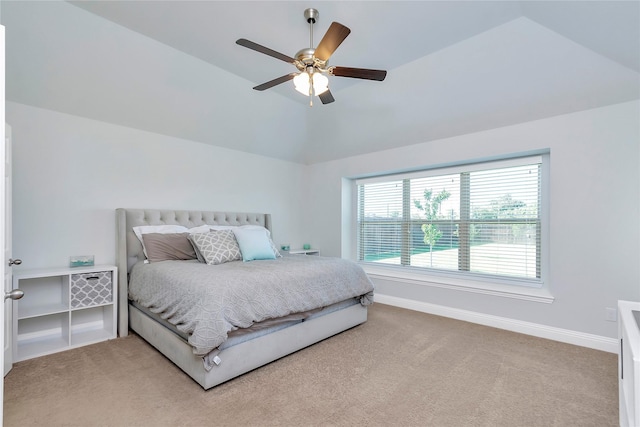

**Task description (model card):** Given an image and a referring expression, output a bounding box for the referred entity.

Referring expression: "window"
[357,156,544,286]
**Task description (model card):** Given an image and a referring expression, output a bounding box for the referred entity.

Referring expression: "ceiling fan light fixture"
[293,72,310,95]
[313,73,329,95]
[293,71,329,96]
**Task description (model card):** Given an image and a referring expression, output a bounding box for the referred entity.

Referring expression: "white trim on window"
[364,263,554,303]
[356,155,543,185]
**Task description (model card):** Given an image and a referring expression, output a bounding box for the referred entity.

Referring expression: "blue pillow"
[232,228,277,261]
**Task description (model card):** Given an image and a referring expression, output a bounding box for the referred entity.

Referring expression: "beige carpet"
[4,304,618,427]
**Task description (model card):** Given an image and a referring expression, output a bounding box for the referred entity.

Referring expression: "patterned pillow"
[188,230,242,265]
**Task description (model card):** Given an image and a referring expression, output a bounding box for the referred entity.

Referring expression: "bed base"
[129,302,367,390]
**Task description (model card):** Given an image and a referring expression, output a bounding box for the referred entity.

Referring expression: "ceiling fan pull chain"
[309,72,314,107]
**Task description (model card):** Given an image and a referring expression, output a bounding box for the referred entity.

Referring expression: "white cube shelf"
[13,265,117,361]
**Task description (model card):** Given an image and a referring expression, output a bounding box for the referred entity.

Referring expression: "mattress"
[128,256,374,356]
[131,298,360,351]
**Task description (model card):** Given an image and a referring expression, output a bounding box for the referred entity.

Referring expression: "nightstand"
[12,265,118,361]
[288,249,320,256]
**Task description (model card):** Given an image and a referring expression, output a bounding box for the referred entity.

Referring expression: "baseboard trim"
[374,294,618,354]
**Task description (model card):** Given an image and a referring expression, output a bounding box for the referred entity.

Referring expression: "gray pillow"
[141,233,198,262]
[189,230,242,265]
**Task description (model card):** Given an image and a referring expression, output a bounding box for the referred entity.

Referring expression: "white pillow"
[188,224,212,234]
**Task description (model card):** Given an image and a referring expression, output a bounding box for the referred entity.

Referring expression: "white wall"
[7,98,639,343]
[306,100,640,340]
[7,101,308,269]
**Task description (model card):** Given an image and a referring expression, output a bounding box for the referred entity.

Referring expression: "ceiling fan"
[236,8,387,106]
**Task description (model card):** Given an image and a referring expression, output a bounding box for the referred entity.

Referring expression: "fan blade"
[314,22,351,62]
[236,38,296,64]
[331,66,387,81]
[253,73,297,91]
[319,90,335,104]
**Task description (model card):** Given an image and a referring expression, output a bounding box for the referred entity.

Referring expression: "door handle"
[4,289,24,300]
[8,258,21,266]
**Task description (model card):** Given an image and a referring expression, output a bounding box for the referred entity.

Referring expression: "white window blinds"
[357,156,543,283]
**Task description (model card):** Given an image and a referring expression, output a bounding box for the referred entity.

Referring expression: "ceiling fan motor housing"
[295,48,317,68]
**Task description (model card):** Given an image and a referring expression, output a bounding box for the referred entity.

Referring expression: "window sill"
[362,264,554,304]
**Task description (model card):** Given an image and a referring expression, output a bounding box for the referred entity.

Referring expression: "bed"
[116,208,374,390]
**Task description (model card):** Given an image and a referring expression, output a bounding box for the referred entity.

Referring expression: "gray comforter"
[128,255,375,356]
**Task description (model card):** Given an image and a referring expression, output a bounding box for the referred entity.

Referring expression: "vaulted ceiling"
[3,1,639,164]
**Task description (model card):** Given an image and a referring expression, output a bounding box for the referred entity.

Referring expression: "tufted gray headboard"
[115,208,272,337]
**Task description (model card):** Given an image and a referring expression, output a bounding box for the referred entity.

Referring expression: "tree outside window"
[414,189,451,267]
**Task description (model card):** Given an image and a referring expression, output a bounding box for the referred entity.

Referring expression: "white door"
[3,124,13,377]
[1,23,6,424]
